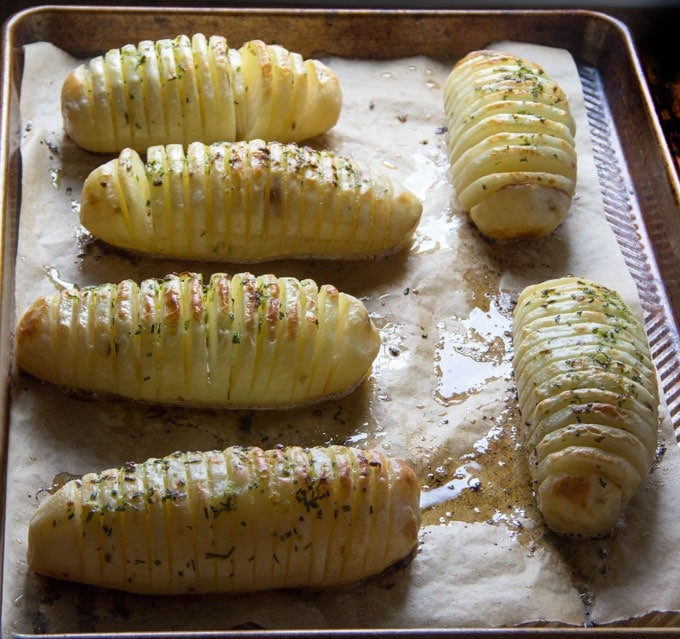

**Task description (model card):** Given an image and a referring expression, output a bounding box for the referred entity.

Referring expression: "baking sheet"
[3,8,680,636]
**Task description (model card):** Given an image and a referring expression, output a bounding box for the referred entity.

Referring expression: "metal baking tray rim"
[3,5,680,637]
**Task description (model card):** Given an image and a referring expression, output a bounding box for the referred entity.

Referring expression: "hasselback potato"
[443,50,577,239]
[79,140,423,262]
[15,272,380,408]
[512,277,659,536]
[28,445,421,594]
[61,34,342,153]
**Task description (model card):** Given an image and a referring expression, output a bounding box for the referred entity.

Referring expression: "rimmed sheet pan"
[2,6,680,637]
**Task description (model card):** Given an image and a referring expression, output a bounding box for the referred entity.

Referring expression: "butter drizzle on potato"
[15,272,381,408]
[512,277,660,537]
[61,34,342,153]
[79,140,423,262]
[28,445,421,594]
[444,50,577,239]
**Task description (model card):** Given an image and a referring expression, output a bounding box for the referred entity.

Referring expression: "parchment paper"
[3,38,680,635]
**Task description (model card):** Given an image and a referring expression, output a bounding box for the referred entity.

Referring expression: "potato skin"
[444,50,577,239]
[79,140,423,262]
[15,272,380,408]
[512,277,659,536]
[61,34,342,153]
[27,445,421,594]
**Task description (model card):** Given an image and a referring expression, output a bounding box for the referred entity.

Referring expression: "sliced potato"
[79,140,422,262]
[15,272,381,408]
[512,276,659,536]
[28,445,421,594]
[61,34,341,152]
[444,50,577,239]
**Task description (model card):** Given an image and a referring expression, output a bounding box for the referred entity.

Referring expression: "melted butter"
[49,167,62,190]
[419,402,543,546]
[420,459,483,508]
[45,266,76,292]
[406,148,457,256]
[462,261,509,311]
[403,151,444,199]
[404,153,442,199]
[345,430,369,445]
[434,299,512,406]
[373,320,411,373]
[48,471,81,494]
[423,286,545,546]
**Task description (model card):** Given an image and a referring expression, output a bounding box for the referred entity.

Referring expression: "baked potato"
[79,140,423,261]
[15,272,380,408]
[444,50,577,239]
[512,276,659,536]
[61,34,341,152]
[28,445,421,594]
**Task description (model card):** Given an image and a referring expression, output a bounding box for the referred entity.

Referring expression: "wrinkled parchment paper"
[3,39,680,635]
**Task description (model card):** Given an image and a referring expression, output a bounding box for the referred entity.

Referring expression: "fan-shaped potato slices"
[28,445,421,594]
[444,50,577,239]
[512,277,659,536]
[79,140,423,262]
[61,34,342,152]
[15,272,380,408]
